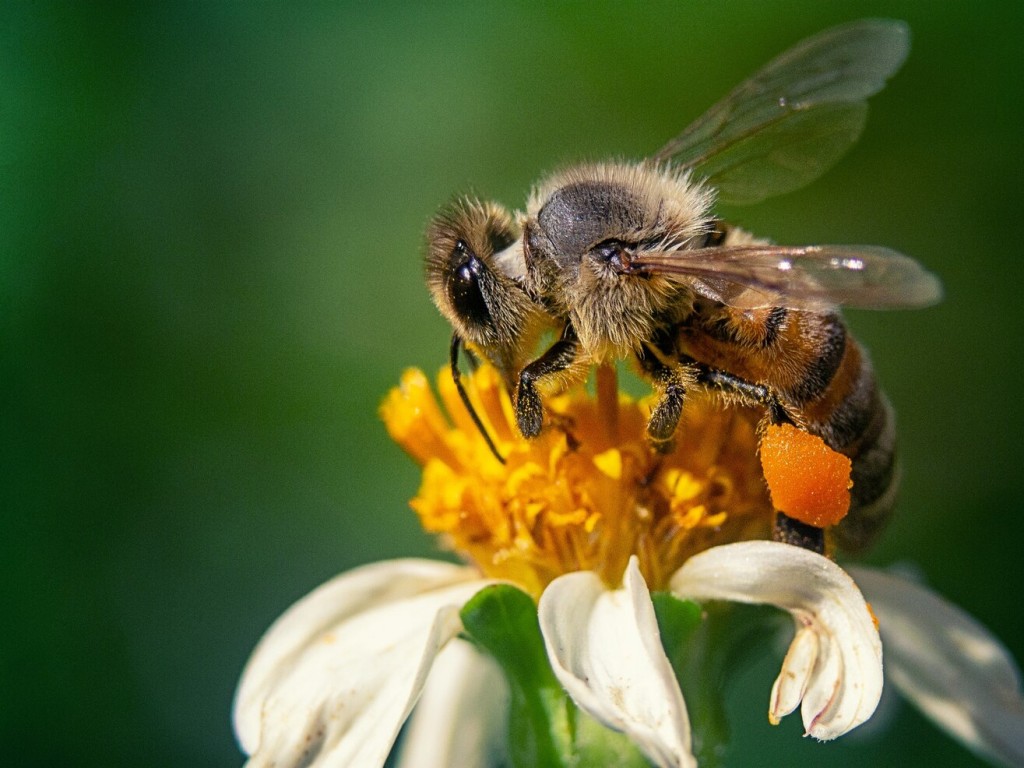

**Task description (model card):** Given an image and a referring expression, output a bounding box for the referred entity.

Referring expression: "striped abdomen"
[679,304,898,552]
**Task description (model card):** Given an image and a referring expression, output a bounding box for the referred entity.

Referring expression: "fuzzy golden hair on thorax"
[521,161,715,359]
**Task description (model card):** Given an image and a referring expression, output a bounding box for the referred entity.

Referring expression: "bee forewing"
[631,244,942,311]
[652,19,910,205]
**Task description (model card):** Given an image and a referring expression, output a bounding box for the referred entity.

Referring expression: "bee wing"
[651,19,909,205]
[630,244,942,311]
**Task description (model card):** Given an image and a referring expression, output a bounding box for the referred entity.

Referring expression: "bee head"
[425,198,542,375]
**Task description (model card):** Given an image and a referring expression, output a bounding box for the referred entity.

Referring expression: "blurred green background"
[3,2,1021,766]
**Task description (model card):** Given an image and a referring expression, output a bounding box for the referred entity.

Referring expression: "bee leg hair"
[695,366,792,425]
[772,513,826,554]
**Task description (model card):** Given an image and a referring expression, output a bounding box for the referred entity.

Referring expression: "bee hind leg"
[772,513,825,554]
[695,365,791,425]
[695,364,825,554]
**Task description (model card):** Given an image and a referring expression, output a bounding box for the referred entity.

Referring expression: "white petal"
[234,558,491,768]
[850,566,1024,767]
[670,541,882,740]
[396,640,509,768]
[538,557,696,768]
[769,625,817,723]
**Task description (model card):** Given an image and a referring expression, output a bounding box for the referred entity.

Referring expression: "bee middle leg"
[636,343,694,452]
[516,326,580,438]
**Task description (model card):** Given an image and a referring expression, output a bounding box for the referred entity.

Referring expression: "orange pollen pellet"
[759,423,852,528]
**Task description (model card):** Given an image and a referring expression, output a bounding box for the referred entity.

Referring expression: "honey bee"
[424,19,941,553]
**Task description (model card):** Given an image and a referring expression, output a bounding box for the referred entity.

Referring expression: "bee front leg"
[515,326,580,438]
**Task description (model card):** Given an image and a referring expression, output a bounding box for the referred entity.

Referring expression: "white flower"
[669,541,883,740]
[395,639,509,768]
[850,566,1024,767]
[238,541,1013,768]
[233,559,496,768]
[237,367,1024,766]
[538,555,696,767]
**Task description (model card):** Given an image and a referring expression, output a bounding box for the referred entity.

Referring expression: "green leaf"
[461,584,570,768]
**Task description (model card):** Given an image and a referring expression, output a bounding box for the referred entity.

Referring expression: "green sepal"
[570,710,656,768]
[651,591,703,647]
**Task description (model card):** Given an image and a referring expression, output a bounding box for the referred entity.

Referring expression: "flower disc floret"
[382,365,774,596]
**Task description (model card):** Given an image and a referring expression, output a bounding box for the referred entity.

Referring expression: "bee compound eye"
[448,255,493,331]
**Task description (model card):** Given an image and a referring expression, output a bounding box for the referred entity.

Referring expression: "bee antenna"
[449,333,506,465]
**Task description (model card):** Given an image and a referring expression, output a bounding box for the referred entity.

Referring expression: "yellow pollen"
[593,449,623,480]
[381,364,774,597]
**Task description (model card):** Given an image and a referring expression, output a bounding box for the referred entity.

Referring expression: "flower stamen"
[382,364,775,597]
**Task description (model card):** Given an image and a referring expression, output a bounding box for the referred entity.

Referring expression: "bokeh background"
[3,2,1021,766]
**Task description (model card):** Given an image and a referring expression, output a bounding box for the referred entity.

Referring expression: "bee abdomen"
[683,308,901,551]
[788,332,899,552]
[784,313,848,406]
[838,395,899,551]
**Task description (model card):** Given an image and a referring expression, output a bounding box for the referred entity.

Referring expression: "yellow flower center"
[381,364,773,597]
